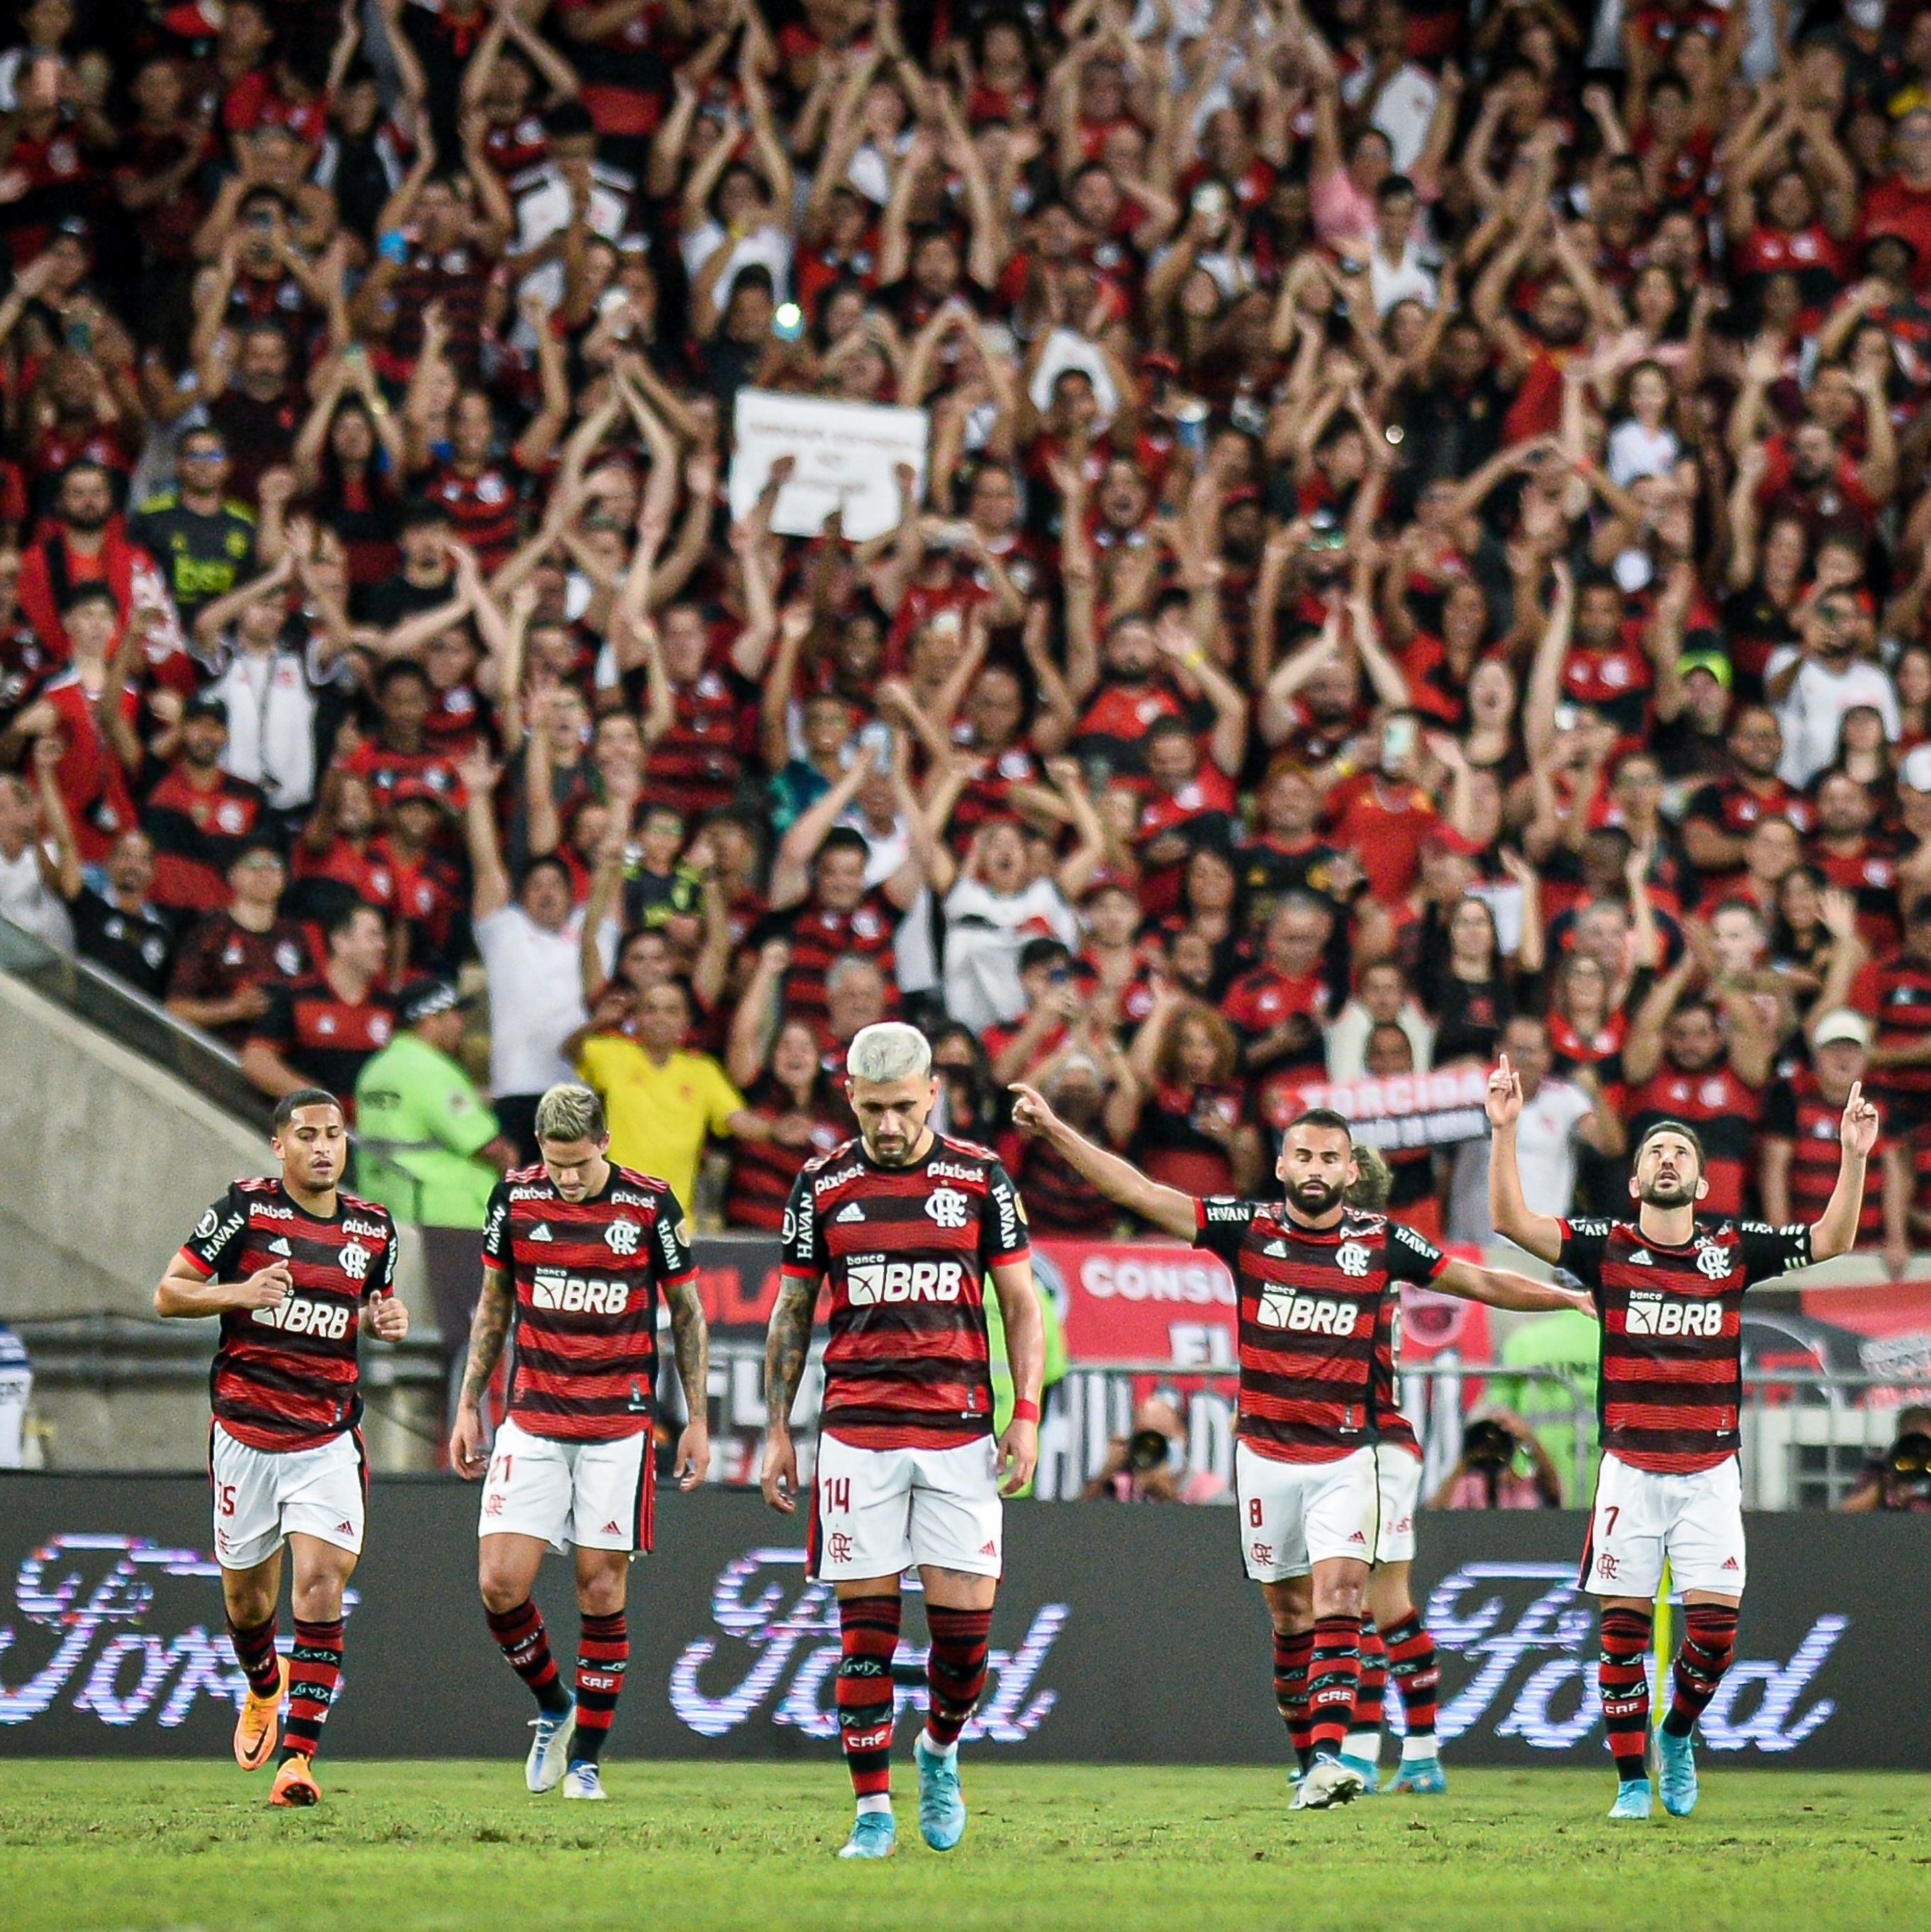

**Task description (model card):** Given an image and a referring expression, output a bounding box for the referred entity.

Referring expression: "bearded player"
[1488,1053,1877,1820]
[1010,1087,1585,1809]
[451,1083,710,1802]
[764,1022,1043,1860]
[155,1089,408,1807]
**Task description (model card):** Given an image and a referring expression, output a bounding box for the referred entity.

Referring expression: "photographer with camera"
[1840,1407,1931,1513]
[1081,1395,1228,1505]
[1429,1408,1564,1510]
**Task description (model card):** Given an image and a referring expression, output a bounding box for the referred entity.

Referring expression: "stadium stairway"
[0,964,442,1471]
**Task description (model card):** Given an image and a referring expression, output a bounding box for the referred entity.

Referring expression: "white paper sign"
[729,389,929,542]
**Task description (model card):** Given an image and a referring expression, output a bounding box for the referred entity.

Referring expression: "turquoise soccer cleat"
[1608,1777,1654,1821]
[1337,1752,1379,1794]
[839,1811,898,1859]
[1656,1727,1698,1816]
[1383,1756,1448,1794]
[915,1733,968,1850]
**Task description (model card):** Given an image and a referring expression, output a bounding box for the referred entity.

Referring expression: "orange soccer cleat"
[269,1751,320,1807]
[233,1658,289,1772]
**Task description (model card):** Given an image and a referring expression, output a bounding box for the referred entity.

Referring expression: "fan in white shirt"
[1766,593,1900,788]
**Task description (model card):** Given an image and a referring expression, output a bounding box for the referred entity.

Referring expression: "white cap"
[1813,1009,1872,1050]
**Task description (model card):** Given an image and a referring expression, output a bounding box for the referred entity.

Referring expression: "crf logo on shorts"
[252,1297,349,1338]
[1625,1291,1722,1337]
[847,1258,964,1306]
[1255,1290,1359,1335]
[531,1271,629,1314]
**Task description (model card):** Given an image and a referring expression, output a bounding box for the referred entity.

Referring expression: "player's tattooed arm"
[459,1264,515,1409]
[666,1275,711,1425]
[764,1278,817,1429]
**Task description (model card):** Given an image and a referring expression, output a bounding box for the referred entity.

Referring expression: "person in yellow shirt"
[576,981,760,1212]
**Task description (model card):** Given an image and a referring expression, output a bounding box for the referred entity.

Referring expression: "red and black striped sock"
[281,1617,342,1761]
[573,1612,628,1763]
[837,1594,902,1803]
[1382,1610,1439,1741]
[924,1605,992,1749]
[225,1612,281,1699]
[1306,1614,1362,1757]
[1353,1621,1387,1732]
[1599,1607,1654,1781]
[1272,1626,1315,1772]
[1662,1604,1738,1738]
[484,1599,573,1716]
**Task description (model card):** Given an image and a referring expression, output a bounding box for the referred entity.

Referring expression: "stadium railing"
[0,915,273,1129]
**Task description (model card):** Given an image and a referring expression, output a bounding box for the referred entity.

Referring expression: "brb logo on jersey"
[532,1269,629,1314]
[925,1188,970,1230]
[1255,1289,1360,1334]
[605,1219,641,1257]
[251,1297,350,1338]
[846,1258,966,1306]
[1624,1290,1723,1337]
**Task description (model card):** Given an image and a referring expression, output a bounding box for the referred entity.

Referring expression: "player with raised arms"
[763,1022,1044,1860]
[1009,1086,1586,1809]
[155,1088,408,1807]
[1487,1053,1878,1820]
[451,1082,710,1802]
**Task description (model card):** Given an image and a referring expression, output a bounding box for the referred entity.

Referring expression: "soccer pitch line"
[3,1763,1930,1932]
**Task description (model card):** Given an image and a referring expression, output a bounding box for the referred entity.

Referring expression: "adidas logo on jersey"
[1628,1249,1653,1266]
[527,1223,553,1241]
[836,1202,866,1222]
[267,1237,292,1256]
[1263,1240,1288,1258]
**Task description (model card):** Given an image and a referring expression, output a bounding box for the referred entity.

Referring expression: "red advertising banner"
[1259,1064,1492,1147]
[1031,1236,1491,1371]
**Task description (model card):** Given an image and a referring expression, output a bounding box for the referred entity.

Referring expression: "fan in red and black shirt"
[766,1026,1045,1843]
[1007,1090,1581,1797]
[1759,1017,1892,1261]
[772,827,910,1037]
[242,900,396,1116]
[140,691,269,915]
[1679,705,1813,891]
[452,1085,710,1786]
[155,1088,407,1801]
[1491,1075,1874,1805]
[1623,998,1768,1219]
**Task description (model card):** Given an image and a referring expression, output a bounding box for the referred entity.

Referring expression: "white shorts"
[1582,1452,1746,1599]
[809,1431,1003,1582]
[478,1417,656,1556]
[1233,1441,1379,1583]
[211,1422,365,1573]
[1372,1442,1423,1567]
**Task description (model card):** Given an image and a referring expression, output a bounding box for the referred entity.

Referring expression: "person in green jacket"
[355,980,515,1415]
[983,1242,1069,1495]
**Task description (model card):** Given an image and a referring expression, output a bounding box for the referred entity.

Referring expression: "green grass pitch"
[4,1762,1930,1931]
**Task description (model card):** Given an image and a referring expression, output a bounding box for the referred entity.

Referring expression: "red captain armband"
[1012,1397,1041,1424]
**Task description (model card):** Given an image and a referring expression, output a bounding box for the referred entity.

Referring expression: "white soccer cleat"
[1290,1753,1367,1810]
[525,1702,577,1793]
[561,1761,607,1801]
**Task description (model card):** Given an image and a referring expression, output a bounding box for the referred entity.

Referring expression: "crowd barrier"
[1,1478,1924,1768]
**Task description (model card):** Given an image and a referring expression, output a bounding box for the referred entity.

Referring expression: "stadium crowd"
[4,0,1931,1258]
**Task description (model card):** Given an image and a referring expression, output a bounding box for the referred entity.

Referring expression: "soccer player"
[154,1088,408,1807]
[1487,1053,1878,1820]
[1009,1085,1586,1809]
[1334,1142,1447,1795]
[450,1083,710,1802]
[763,1022,1044,1860]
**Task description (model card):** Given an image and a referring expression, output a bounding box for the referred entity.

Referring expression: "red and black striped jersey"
[1193,1200,1447,1464]
[1372,1290,1423,1464]
[780,1132,1031,1450]
[722,1078,845,1231]
[782,891,900,1032]
[140,764,269,915]
[178,1177,400,1452]
[1626,1063,1762,1217]
[1762,1071,1883,1241]
[1557,1215,1810,1474]
[638,666,757,818]
[481,1162,695,1444]
[1871,951,1931,1097]
[423,461,525,571]
[246,977,398,1118]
